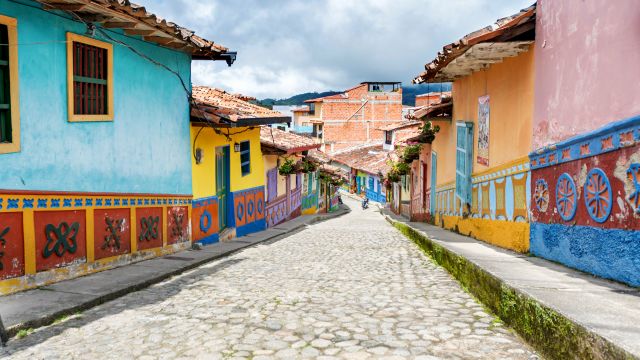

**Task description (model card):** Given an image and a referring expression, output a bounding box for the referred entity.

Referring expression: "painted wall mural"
[232,186,266,237]
[0,192,192,295]
[0,212,24,280]
[529,115,640,286]
[433,158,531,253]
[477,95,490,166]
[192,196,219,245]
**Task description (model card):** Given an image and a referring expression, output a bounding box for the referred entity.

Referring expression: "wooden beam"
[42,3,87,11]
[124,28,157,36]
[143,35,174,45]
[102,21,137,29]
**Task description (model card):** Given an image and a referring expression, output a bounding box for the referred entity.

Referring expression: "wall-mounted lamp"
[195,148,204,164]
[234,142,240,152]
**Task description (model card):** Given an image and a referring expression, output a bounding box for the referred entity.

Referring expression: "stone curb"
[382,213,637,360]
[3,206,350,340]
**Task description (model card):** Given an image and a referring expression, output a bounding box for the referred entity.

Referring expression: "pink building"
[529,0,640,286]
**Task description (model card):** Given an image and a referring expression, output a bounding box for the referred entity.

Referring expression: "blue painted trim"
[531,222,640,287]
[556,173,577,221]
[199,210,212,233]
[193,195,218,208]
[530,114,640,169]
[195,232,220,246]
[627,163,640,214]
[584,168,612,223]
[236,219,266,237]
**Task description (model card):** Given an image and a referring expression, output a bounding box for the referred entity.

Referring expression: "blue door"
[455,122,474,212]
[430,151,437,214]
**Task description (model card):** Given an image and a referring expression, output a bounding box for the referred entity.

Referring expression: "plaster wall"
[191,126,264,199]
[0,1,192,194]
[533,0,640,149]
[432,49,535,186]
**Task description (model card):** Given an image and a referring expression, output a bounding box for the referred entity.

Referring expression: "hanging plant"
[279,158,296,175]
[329,177,344,187]
[417,121,440,144]
[319,172,331,183]
[402,144,422,164]
[302,159,318,173]
[386,168,401,183]
[395,162,411,176]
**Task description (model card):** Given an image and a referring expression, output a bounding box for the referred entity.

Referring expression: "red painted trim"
[0,189,193,198]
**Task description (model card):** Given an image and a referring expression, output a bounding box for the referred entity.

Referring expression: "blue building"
[0,0,234,294]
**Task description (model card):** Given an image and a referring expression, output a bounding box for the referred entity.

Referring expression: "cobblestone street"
[2,201,537,359]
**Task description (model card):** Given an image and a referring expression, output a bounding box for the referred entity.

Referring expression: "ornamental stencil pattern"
[534,179,549,212]
[584,168,613,223]
[556,174,577,221]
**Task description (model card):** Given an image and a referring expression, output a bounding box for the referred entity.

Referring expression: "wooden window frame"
[66,32,113,122]
[0,15,20,154]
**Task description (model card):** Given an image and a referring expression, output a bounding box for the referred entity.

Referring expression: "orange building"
[411,6,536,253]
[302,82,404,153]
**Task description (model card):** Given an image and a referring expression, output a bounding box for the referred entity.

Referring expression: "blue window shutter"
[455,122,474,209]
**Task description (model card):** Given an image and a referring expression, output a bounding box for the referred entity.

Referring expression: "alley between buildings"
[1,198,536,360]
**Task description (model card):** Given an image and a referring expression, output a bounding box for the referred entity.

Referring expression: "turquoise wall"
[0,0,192,195]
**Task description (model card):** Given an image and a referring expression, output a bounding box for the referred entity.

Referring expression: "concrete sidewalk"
[382,208,640,360]
[0,206,350,339]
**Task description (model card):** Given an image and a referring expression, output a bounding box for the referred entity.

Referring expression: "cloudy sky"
[150,0,533,99]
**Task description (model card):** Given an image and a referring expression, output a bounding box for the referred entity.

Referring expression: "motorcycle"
[362,197,369,210]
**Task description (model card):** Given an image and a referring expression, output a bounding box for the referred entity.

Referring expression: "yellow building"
[260,127,322,225]
[412,6,536,253]
[190,87,290,243]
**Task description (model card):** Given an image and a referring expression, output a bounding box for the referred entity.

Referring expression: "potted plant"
[417,121,440,144]
[279,158,296,175]
[395,162,411,176]
[302,159,318,173]
[402,144,421,164]
[386,168,401,183]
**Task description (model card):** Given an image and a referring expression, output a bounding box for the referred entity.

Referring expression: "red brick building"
[300,82,404,153]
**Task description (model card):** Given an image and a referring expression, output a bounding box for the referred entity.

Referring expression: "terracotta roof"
[413,4,536,83]
[34,0,233,61]
[378,121,421,132]
[260,127,321,154]
[320,164,349,181]
[331,144,397,175]
[191,86,290,127]
[307,149,330,164]
[395,128,423,146]
[408,100,453,120]
[292,106,310,113]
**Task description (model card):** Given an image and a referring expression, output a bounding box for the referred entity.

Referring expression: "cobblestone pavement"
[2,200,537,359]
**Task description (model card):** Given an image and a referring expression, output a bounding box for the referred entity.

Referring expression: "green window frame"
[240,140,251,176]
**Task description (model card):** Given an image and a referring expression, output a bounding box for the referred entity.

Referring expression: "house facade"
[331,145,394,204]
[412,6,536,253]
[0,0,233,294]
[260,127,321,227]
[190,87,289,244]
[304,82,404,154]
[529,0,640,286]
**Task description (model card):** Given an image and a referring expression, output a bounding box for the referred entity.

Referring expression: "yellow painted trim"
[22,209,35,275]
[0,15,20,154]
[86,208,95,262]
[162,206,168,247]
[440,215,530,253]
[130,207,137,253]
[471,156,529,178]
[66,32,114,122]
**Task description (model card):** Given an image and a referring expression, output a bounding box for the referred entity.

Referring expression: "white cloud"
[149,0,534,99]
